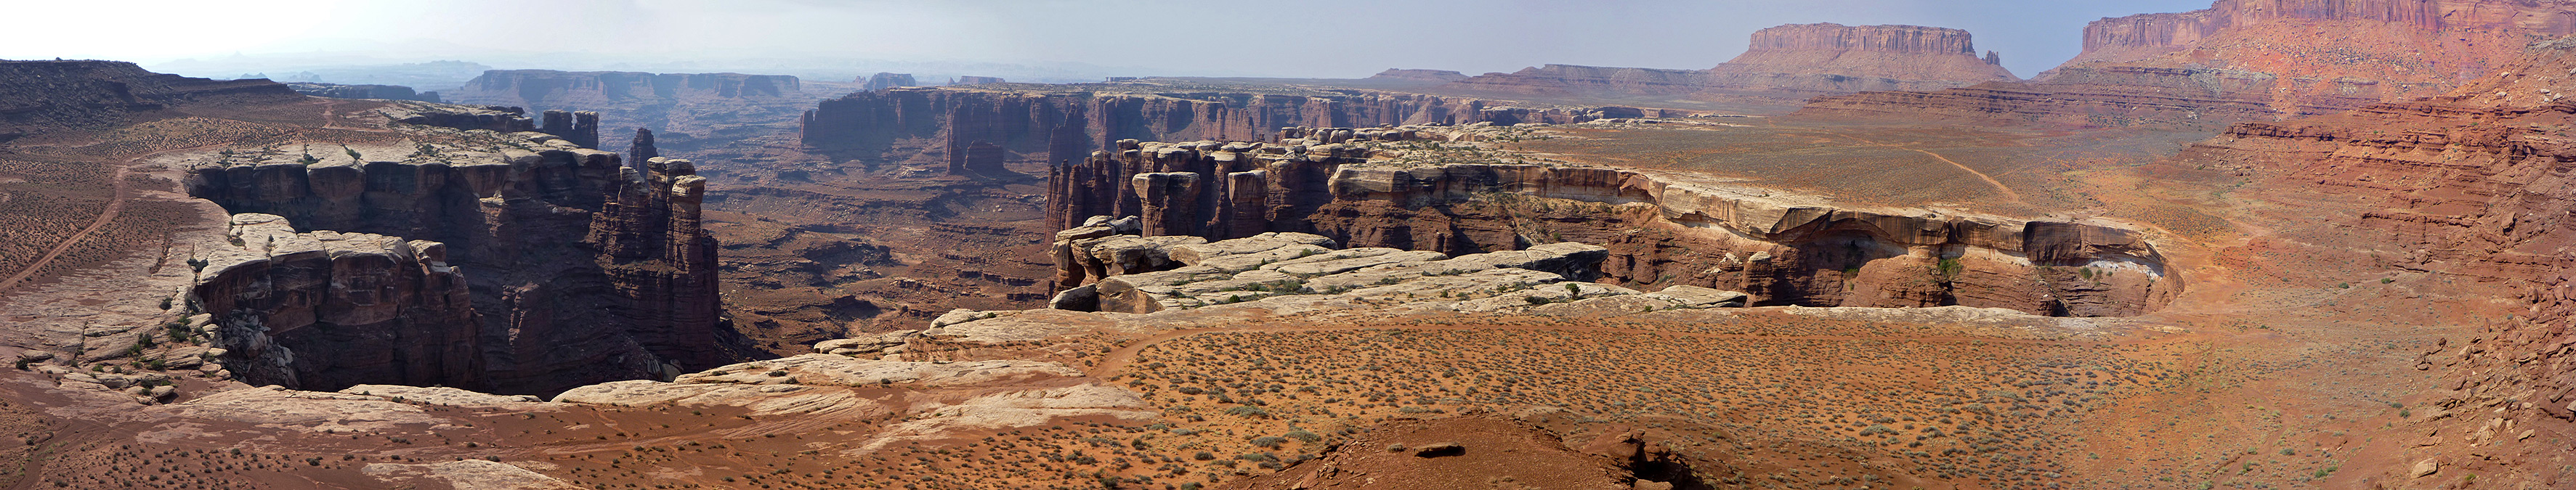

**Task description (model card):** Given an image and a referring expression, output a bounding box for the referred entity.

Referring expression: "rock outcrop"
[184,125,725,394]
[1440,24,2014,107]
[1045,131,2178,317]
[2168,36,2576,483]
[1799,0,2576,126]
[798,83,1658,174]
[862,73,916,91]
[189,214,479,391]
[284,82,441,102]
[0,60,299,141]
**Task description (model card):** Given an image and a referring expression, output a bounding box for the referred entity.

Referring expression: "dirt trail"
[1087,320,2184,377]
[0,166,129,293]
[1818,129,2025,204]
[0,98,391,293]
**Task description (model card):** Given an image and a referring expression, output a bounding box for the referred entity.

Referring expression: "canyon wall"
[1045,136,2178,317]
[2179,37,2576,431]
[0,60,299,141]
[1440,23,2014,107]
[1800,0,2576,126]
[184,131,724,394]
[190,214,480,391]
[797,86,1651,173]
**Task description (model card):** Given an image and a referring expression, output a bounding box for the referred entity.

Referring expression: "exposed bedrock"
[2181,38,2576,421]
[1799,0,2576,126]
[190,214,479,391]
[795,86,1657,175]
[183,131,726,394]
[1045,136,2178,317]
[0,60,300,140]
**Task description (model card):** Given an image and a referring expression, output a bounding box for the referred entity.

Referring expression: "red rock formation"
[2171,38,2576,482]
[1802,0,2576,126]
[1045,136,2178,317]
[185,127,727,395]
[1441,24,2014,106]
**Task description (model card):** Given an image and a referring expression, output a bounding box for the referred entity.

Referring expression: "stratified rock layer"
[1046,134,2178,317]
[797,85,1653,173]
[1800,0,2576,126]
[190,214,478,391]
[185,128,723,394]
[1442,23,2014,105]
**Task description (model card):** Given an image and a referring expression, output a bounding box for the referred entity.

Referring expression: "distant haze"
[6,0,2216,82]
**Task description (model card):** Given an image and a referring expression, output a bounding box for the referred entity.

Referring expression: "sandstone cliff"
[1045,132,2177,317]
[798,84,1654,175]
[184,126,726,394]
[0,60,299,141]
[189,214,479,391]
[2179,38,2576,459]
[1440,23,2014,107]
[1801,0,2576,126]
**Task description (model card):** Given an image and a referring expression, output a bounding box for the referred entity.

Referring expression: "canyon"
[6,1,2576,488]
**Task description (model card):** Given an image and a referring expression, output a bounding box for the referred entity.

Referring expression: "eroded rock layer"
[1046,134,2178,317]
[796,85,1650,173]
[2181,37,2576,436]
[1441,23,2015,105]
[1799,0,2576,126]
[184,128,724,394]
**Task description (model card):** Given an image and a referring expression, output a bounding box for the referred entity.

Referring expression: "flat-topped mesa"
[796,85,1653,175]
[1366,69,1470,84]
[1799,0,2576,126]
[1046,131,2179,317]
[1711,23,2017,94]
[1438,23,2013,106]
[285,82,442,102]
[183,126,723,395]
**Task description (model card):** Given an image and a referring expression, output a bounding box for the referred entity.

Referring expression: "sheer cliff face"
[185,131,724,395]
[1802,1,2576,126]
[796,86,1619,173]
[1047,138,2178,317]
[1441,23,2014,105]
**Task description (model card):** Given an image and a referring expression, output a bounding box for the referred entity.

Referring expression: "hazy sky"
[2,0,2217,78]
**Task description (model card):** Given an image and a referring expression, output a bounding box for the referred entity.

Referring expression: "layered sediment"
[797,84,1658,173]
[2182,37,2576,430]
[183,126,724,394]
[1045,131,2178,317]
[1799,0,2576,126]
[1441,23,2014,106]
